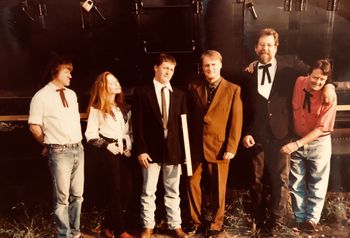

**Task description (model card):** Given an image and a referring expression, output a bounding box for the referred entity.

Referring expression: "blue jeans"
[140,163,182,229]
[289,135,331,224]
[48,143,84,238]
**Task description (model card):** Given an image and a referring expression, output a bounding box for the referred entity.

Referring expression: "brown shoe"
[140,228,153,238]
[119,231,134,238]
[170,228,188,238]
[300,220,317,232]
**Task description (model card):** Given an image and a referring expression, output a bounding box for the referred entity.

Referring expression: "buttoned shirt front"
[28,82,82,144]
[293,76,337,137]
[206,77,222,104]
[257,58,277,99]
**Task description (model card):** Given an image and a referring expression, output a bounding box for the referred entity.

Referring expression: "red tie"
[56,88,69,107]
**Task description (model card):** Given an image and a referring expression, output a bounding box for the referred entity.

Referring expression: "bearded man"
[241,28,335,235]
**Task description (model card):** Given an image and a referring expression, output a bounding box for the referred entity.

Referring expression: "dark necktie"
[56,88,69,107]
[303,88,312,113]
[161,86,168,129]
[258,63,272,85]
[207,84,216,105]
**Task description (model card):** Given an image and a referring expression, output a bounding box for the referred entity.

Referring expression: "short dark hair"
[42,53,73,83]
[154,53,177,66]
[309,59,332,76]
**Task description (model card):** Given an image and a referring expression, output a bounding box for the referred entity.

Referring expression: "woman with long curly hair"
[85,71,134,238]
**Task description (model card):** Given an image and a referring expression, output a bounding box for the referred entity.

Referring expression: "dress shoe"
[267,222,286,237]
[300,220,317,232]
[119,231,134,238]
[101,229,115,238]
[72,233,84,238]
[184,224,206,235]
[206,229,221,238]
[291,222,302,232]
[169,228,188,238]
[140,228,153,238]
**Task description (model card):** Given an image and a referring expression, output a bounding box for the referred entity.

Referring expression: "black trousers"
[248,137,290,226]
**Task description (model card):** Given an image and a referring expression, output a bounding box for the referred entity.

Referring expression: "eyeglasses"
[257,43,275,48]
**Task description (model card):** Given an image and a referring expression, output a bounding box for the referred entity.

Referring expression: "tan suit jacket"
[188,77,243,167]
[187,77,243,230]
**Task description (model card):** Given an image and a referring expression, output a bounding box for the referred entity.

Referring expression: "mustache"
[258,49,270,55]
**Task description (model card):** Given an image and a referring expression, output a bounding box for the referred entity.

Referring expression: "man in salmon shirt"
[280,59,337,233]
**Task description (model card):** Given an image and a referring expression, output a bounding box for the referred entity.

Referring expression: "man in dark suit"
[242,28,335,234]
[132,54,188,238]
[186,50,243,237]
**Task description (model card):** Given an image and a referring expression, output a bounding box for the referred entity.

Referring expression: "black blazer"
[132,83,187,165]
[242,55,309,142]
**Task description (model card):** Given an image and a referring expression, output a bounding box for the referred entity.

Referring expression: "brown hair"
[154,53,177,66]
[309,59,332,77]
[42,53,73,84]
[87,71,129,120]
[257,28,279,47]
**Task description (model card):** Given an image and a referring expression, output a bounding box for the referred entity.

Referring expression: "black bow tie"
[259,63,272,85]
[303,88,313,113]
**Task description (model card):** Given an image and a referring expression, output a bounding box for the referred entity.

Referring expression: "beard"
[257,50,272,64]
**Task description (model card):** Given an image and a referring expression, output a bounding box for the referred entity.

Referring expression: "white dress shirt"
[85,106,132,151]
[257,58,277,99]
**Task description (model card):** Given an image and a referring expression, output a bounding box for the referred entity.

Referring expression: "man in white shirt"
[132,54,188,238]
[28,55,84,238]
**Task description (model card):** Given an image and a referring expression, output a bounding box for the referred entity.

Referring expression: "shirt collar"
[48,82,67,91]
[153,79,173,92]
[258,57,277,69]
[207,77,222,89]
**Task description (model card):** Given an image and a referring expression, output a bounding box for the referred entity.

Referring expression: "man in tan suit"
[186,50,243,237]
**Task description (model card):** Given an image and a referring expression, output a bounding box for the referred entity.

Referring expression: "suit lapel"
[194,81,207,109]
[269,61,280,99]
[254,64,259,87]
[168,90,174,125]
[207,78,225,113]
